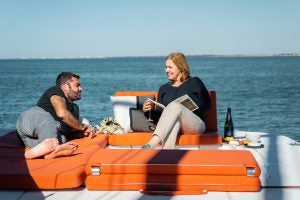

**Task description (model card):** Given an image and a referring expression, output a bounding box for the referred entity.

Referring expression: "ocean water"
[0,56,299,142]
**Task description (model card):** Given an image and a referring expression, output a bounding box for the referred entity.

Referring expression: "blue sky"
[0,0,299,58]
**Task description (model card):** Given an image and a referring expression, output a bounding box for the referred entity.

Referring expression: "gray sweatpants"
[16,106,66,148]
[153,101,205,149]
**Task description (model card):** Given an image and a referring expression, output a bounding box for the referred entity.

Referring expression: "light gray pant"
[153,101,205,149]
[16,106,65,148]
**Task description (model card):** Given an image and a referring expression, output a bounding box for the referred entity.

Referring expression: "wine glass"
[148,109,153,121]
[147,100,153,122]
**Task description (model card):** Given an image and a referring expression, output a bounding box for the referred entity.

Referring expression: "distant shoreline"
[0,53,300,60]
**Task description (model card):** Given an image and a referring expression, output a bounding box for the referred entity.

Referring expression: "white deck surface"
[1,130,300,200]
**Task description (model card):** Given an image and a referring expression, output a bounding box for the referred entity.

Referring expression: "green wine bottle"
[224,107,234,138]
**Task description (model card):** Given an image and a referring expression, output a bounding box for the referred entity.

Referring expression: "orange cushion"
[0,130,25,148]
[205,91,217,131]
[108,132,151,146]
[0,132,108,189]
[176,132,222,145]
[86,174,261,192]
[86,149,261,176]
[115,91,158,99]
[72,134,108,148]
[108,132,222,146]
[85,149,261,192]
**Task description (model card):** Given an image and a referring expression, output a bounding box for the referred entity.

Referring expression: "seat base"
[85,149,261,192]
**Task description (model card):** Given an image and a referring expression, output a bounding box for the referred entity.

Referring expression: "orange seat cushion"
[85,149,261,192]
[108,132,222,146]
[176,131,222,145]
[86,149,261,176]
[0,131,108,189]
[86,174,261,192]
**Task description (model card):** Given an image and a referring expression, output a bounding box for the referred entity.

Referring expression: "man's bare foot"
[44,142,78,159]
[24,138,59,159]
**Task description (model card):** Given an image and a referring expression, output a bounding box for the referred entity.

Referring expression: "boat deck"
[1,130,300,200]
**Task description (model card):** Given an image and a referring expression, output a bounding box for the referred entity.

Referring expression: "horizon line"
[0,53,299,60]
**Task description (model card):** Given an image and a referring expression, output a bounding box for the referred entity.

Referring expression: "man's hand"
[82,125,96,139]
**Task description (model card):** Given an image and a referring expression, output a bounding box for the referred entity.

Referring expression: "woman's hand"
[143,99,153,113]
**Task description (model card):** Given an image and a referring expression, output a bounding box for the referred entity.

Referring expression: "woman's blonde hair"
[165,52,190,82]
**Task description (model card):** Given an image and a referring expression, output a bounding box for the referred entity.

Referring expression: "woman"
[142,52,211,149]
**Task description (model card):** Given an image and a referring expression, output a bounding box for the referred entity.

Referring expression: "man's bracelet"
[82,126,88,132]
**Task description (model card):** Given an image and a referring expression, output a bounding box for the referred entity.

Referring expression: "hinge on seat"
[91,166,101,176]
[246,167,256,176]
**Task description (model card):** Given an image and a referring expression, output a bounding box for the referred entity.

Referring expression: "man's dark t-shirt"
[36,86,79,133]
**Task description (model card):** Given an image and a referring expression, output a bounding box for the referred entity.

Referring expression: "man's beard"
[69,90,81,101]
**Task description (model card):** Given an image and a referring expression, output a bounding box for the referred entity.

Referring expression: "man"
[16,72,95,159]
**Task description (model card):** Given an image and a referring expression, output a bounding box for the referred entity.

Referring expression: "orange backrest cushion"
[115,91,158,99]
[205,91,217,131]
[114,90,217,132]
